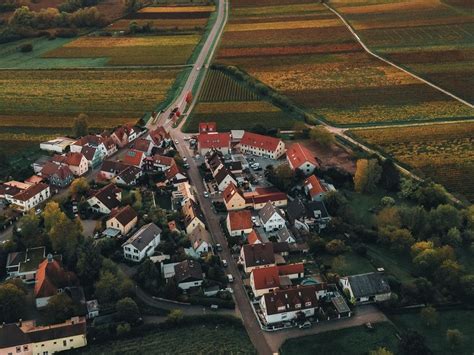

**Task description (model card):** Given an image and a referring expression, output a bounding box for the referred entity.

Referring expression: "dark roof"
[101,160,129,174]
[123,223,161,252]
[174,259,203,284]
[0,323,31,348]
[0,183,22,197]
[183,200,205,228]
[242,243,275,268]
[347,272,391,298]
[263,285,320,315]
[272,241,290,253]
[14,183,49,202]
[215,167,234,185]
[108,205,137,226]
[286,198,307,223]
[90,184,122,210]
[258,201,284,224]
[27,319,86,343]
[306,200,330,219]
[81,146,98,161]
[277,226,293,243]
[117,165,142,184]
[225,161,242,172]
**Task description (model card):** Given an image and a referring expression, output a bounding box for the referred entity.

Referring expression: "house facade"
[174,260,204,291]
[197,132,231,155]
[226,210,253,237]
[87,184,122,214]
[339,272,391,304]
[122,223,162,262]
[182,199,206,234]
[223,183,247,211]
[106,205,138,236]
[239,132,285,159]
[286,143,319,175]
[239,243,276,274]
[9,183,50,212]
[259,202,286,232]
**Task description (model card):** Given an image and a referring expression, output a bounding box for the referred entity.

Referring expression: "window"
[63,340,67,346]
[23,346,28,351]
[16,347,21,353]
[305,301,312,307]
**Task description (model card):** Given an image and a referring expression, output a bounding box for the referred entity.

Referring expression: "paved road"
[324,2,473,109]
[264,304,388,353]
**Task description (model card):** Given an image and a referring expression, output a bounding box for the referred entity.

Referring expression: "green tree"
[446,329,463,349]
[323,191,348,216]
[428,204,462,236]
[415,182,448,209]
[135,259,161,292]
[69,177,90,197]
[380,159,400,192]
[354,159,381,193]
[420,305,438,327]
[379,227,414,252]
[128,20,139,33]
[0,281,27,323]
[273,163,294,191]
[459,274,474,302]
[49,213,82,261]
[398,330,432,355]
[9,6,33,26]
[116,297,140,323]
[435,259,462,289]
[45,293,76,323]
[309,126,335,148]
[376,207,401,228]
[444,227,462,246]
[398,178,420,200]
[71,113,89,138]
[95,271,120,304]
[325,239,346,255]
[16,210,42,248]
[369,347,393,355]
[43,201,64,233]
[167,309,184,324]
[116,322,131,336]
[76,239,103,289]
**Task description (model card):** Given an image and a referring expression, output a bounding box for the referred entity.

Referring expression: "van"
[210,304,219,311]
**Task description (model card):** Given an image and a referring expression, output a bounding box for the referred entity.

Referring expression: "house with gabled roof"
[174,259,204,291]
[106,205,138,236]
[182,199,206,234]
[165,164,188,186]
[199,122,217,134]
[6,246,46,284]
[144,154,175,172]
[53,152,89,176]
[286,143,319,175]
[226,210,253,237]
[339,272,391,304]
[243,187,288,210]
[214,166,237,192]
[276,226,296,244]
[304,174,329,201]
[87,183,122,214]
[247,229,263,245]
[122,149,145,168]
[259,201,286,232]
[35,255,78,308]
[147,126,171,148]
[287,197,331,231]
[39,162,74,188]
[122,223,162,262]
[133,138,155,156]
[239,132,285,159]
[9,183,50,212]
[186,225,211,257]
[223,183,246,211]
[198,132,231,155]
[239,243,276,274]
[250,265,281,297]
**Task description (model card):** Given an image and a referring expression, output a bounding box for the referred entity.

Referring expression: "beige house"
[0,316,87,355]
[182,199,206,234]
[223,183,247,211]
[106,205,138,236]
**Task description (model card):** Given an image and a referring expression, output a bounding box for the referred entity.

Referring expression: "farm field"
[183,68,298,132]
[331,0,474,103]
[77,323,256,354]
[280,322,399,355]
[0,69,178,154]
[350,122,474,202]
[391,310,474,355]
[216,1,474,125]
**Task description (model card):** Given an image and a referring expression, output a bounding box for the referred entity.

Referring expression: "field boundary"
[324,2,474,109]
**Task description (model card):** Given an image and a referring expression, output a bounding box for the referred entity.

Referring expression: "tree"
[135,259,161,292]
[444,227,462,246]
[380,159,400,191]
[292,121,309,139]
[415,182,448,209]
[435,259,462,289]
[0,281,27,323]
[267,163,294,192]
[459,274,474,302]
[45,293,76,323]
[323,191,348,216]
[369,347,393,355]
[325,239,346,255]
[69,177,90,197]
[379,227,414,252]
[380,196,395,207]
[332,255,347,274]
[428,204,462,236]
[398,330,432,355]
[399,206,428,238]
[354,159,381,193]
[76,239,103,289]
[16,210,41,248]
[376,207,401,228]
[309,126,335,148]
[43,201,64,233]
[71,113,88,138]
[9,6,33,26]
[49,213,82,261]
[116,322,131,336]
[116,297,140,323]
[420,306,438,327]
[95,271,120,304]
[398,178,419,200]
[251,124,267,135]
[446,329,463,349]
[128,20,139,33]
[124,0,143,13]
[167,309,184,324]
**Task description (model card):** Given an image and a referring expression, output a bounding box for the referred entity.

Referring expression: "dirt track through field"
[324,3,474,109]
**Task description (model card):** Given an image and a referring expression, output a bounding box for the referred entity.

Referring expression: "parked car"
[204,191,209,198]
[299,321,312,329]
[222,259,228,267]
[175,140,179,145]
[216,243,223,252]
[210,304,219,311]
[227,274,234,283]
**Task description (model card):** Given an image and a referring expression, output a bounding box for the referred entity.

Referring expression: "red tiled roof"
[247,229,262,245]
[252,266,280,290]
[287,143,319,170]
[199,122,217,133]
[198,132,230,150]
[147,154,175,167]
[148,126,170,145]
[122,149,144,167]
[240,132,282,152]
[228,210,252,231]
[263,285,320,316]
[304,175,325,198]
[244,191,288,205]
[278,263,304,276]
[34,259,76,298]
[134,138,152,153]
[74,135,105,147]
[223,183,243,204]
[40,162,73,180]
[14,183,49,202]
[65,152,85,167]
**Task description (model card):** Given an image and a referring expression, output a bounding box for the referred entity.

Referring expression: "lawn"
[280,322,399,355]
[43,35,200,66]
[350,122,474,203]
[215,0,474,125]
[391,310,474,354]
[321,253,376,277]
[77,323,256,354]
[366,244,415,283]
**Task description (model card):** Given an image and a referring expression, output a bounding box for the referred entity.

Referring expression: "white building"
[339,272,391,304]
[239,132,285,159]
[286,143,319,175]
[40,137,76,153]
[258,201,286,233]
[87,184,122,214]
[174,259,204,291]
[106,205,138,236]
[122,223,162,262]
[9,183,50,212]
[226,210,253,237]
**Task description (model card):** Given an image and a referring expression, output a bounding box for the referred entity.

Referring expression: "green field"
[280,322,399,355]
[78,323,256,354]
[199,69,259,102]
[391,310,474,354]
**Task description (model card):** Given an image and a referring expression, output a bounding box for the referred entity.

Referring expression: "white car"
[204,191,209,198]
[251,216,257,223]
[227,274,234,283]
[175,140,179,145]
[222,259,228,267]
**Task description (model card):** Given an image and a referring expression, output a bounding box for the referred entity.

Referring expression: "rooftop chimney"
[47,254,53,263]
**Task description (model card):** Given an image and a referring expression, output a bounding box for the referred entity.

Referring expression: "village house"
[144,154,175,172]
[239,132,285,159]
[198,132,231,155]
[122,223,162,262]
[35,255,78,308]
[339,272,391,305]
[286,143,319,175]
[247,229,263,245]
[106,205,138,236]
[0,316,87,355]
[199,122,217,133]
[172,181,195,207]
[186,225,211,257]
[182,199,206,234]
[111,124,138,147]
[122,149,145,168]
[8,183,50,212]
[103,135,118,157]
[214,166,237,192]
[239,243,276,274]
[39,137,76,153]
[259,284,327,325]
[53,152,89,176]
[165,164,188,186]
[70,135,108,167]
[244,187,288,210]
[38,161,74,188]
[226,210,253,237]
[174,259,204,291]
[223,183,247,211]
[87,183,122,214]
[303,174,335,201]
[6,247,46,284]
[259,201,286,233]
[146,126,172,148]
[99,160,142,186]
[249,263,305,297]
[287,197,331,231]
[276,226,296,244]
[133,137,155,156]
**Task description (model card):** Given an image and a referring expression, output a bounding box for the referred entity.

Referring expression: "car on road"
[183,163,190,169]
[227,274,234,283]
[222,259,228,267]
[299,321,312,329]
[175,140,179,145]
[216,243,223,252]
[203,191,209,198]
[210,304,219,311]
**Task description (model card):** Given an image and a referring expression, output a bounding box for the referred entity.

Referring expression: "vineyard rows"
[199,69,259,102]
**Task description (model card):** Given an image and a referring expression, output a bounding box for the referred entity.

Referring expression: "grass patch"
[321,253,376,276]
[78,322,256,354]
[366,244,415,283]
[391,310,474,354]
[280,322,399,355]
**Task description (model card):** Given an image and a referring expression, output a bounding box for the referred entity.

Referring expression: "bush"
[55,28,78,38]
[18,43,33,52]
